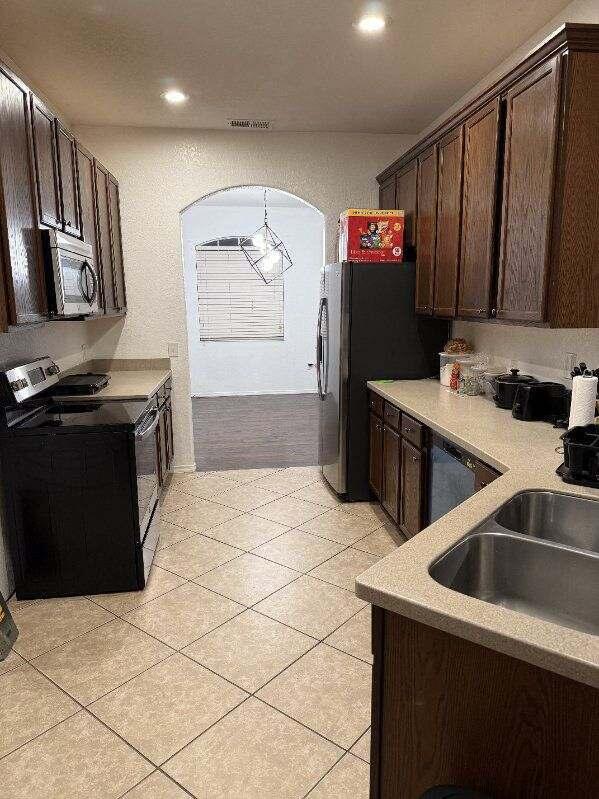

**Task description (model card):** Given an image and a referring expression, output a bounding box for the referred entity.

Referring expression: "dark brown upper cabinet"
[496,56,560,323]
[56,123,81,237]
[376,25,599,329]
[75,142,99,262]
[396,161,418,257]
[457,98,501,319]
[434,127,464,317]
[378,174,396,209]
[30,95,61,229]
[415,146,438,315]
[94,160,117,314]
[107,175,127,311]
[0,65,47,329]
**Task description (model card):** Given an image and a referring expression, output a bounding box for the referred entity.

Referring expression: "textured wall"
[75,126,415,469]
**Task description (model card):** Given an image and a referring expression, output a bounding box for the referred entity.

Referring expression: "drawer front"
[369,391,384,418]
[384,402,401,432]
[401,414,424,448]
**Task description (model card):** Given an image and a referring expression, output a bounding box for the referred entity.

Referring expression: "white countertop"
[356,379,599,688]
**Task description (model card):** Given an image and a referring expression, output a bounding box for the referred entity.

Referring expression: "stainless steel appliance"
[0,357,160,599]
[317,261,448,500]
[42,229,99,317]
[428,434,476,524]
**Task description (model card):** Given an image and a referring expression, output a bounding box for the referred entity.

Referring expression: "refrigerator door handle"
[316,297,325,400]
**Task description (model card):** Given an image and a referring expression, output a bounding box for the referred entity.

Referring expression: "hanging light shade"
[240,189,293,284]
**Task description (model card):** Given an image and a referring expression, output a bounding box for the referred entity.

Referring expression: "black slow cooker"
[492,368,537,409]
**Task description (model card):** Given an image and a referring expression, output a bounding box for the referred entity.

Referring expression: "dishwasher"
[428,434,477,524]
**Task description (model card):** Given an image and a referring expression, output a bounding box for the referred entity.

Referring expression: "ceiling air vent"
[228,119,271,130]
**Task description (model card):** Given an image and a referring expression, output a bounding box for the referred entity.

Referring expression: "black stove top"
[3,400,150,433]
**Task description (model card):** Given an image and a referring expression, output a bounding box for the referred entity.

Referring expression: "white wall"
[182,198,323,396]
[74,126,415,470]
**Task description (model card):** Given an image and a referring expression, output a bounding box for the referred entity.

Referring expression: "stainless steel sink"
[429,490,599,635]
[494,490,599,553]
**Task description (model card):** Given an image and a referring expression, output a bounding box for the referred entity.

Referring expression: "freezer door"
[319,262,349,495]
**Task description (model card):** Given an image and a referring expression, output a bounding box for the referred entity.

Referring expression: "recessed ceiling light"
[356,14,386,34]
[162,89,188,105]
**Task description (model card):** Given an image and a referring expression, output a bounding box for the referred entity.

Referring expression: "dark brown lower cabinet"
[381,426,400,523]
[371,608,599,798]
[400,438,425,538]
[369,412,384,500]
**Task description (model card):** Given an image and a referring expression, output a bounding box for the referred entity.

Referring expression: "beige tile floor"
[2,465,401,799]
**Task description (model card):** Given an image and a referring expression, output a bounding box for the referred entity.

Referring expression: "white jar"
[440,352,474,386]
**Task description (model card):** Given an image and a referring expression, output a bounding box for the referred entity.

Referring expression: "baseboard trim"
[172,463,197,474]
[191,390,318,398]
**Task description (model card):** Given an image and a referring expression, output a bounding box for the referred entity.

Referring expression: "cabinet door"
[396,161,417,256]
[458,98,501,319]
[93,160,117,313]
[369,412,384,500]
[382,425,400,523]
[434,127,464,317]
[30,95,61,228]
[415,146,437,315]
[379,175,396,209]
[496,56,561,323]
[56,123,81,237]
[0,66,47,328]
[76,142,99,265]
[400,438,425,538]
[107,175,127,311]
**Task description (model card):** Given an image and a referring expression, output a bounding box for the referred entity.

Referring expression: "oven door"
[134,404,160,537]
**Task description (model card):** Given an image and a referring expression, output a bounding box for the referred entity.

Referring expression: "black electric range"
[0,357,162,599]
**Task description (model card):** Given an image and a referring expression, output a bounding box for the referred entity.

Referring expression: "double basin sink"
[430,491,599,635]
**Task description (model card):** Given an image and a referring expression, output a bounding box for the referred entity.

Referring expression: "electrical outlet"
[168,342,179,358]
[564,352,577,376]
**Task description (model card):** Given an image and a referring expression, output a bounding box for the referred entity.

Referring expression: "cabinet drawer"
[384,402,401,432]
[369,391,384,418]
[401,414,424,448]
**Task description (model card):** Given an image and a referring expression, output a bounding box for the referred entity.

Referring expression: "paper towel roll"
[568,375,598,429]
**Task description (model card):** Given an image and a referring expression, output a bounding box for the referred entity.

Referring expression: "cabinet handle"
[491,308,497,317]
[477,308,485,315]
[412,455,419,462]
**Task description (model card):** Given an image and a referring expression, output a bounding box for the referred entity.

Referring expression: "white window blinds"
[196,238,284,341]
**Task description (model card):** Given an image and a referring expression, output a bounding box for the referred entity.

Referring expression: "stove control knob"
[10,379,28,391]
[46,363,60,375]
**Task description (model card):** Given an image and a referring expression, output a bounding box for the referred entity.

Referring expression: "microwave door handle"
[85,262,98,305]
[78,263,90,303]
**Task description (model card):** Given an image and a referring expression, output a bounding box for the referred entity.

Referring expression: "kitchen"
[0,2,598,798]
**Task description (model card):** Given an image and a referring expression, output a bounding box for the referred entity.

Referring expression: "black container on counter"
[492,369,537,410]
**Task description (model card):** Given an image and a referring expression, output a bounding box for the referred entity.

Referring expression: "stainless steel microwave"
[42,229,100,317]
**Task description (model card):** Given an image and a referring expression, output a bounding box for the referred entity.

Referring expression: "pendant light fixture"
[240,189,293,284]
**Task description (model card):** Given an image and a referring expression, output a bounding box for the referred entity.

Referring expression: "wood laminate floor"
[192,393,321,471]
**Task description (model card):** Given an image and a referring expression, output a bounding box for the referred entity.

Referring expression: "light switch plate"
[168,342,179,358]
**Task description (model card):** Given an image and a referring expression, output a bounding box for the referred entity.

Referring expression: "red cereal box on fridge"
[338,209,404,262]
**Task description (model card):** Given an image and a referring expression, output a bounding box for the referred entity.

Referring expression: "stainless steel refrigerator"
[317,261,448,501]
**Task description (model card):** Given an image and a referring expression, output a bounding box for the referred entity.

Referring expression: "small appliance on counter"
[511,382,569,423]
[0,357,161,599]
[491,369,537,409]
[52,372,110,396]
[557,424,599,487]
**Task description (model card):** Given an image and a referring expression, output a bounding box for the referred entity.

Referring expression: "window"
[196,237,284,341]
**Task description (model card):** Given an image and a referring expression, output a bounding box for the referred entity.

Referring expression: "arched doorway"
[181,185,325,470]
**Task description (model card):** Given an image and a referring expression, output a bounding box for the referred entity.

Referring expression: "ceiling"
[0,0,571,133]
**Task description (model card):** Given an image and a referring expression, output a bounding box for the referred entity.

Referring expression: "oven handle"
[136,407,160,438]
[85,262,98,305]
